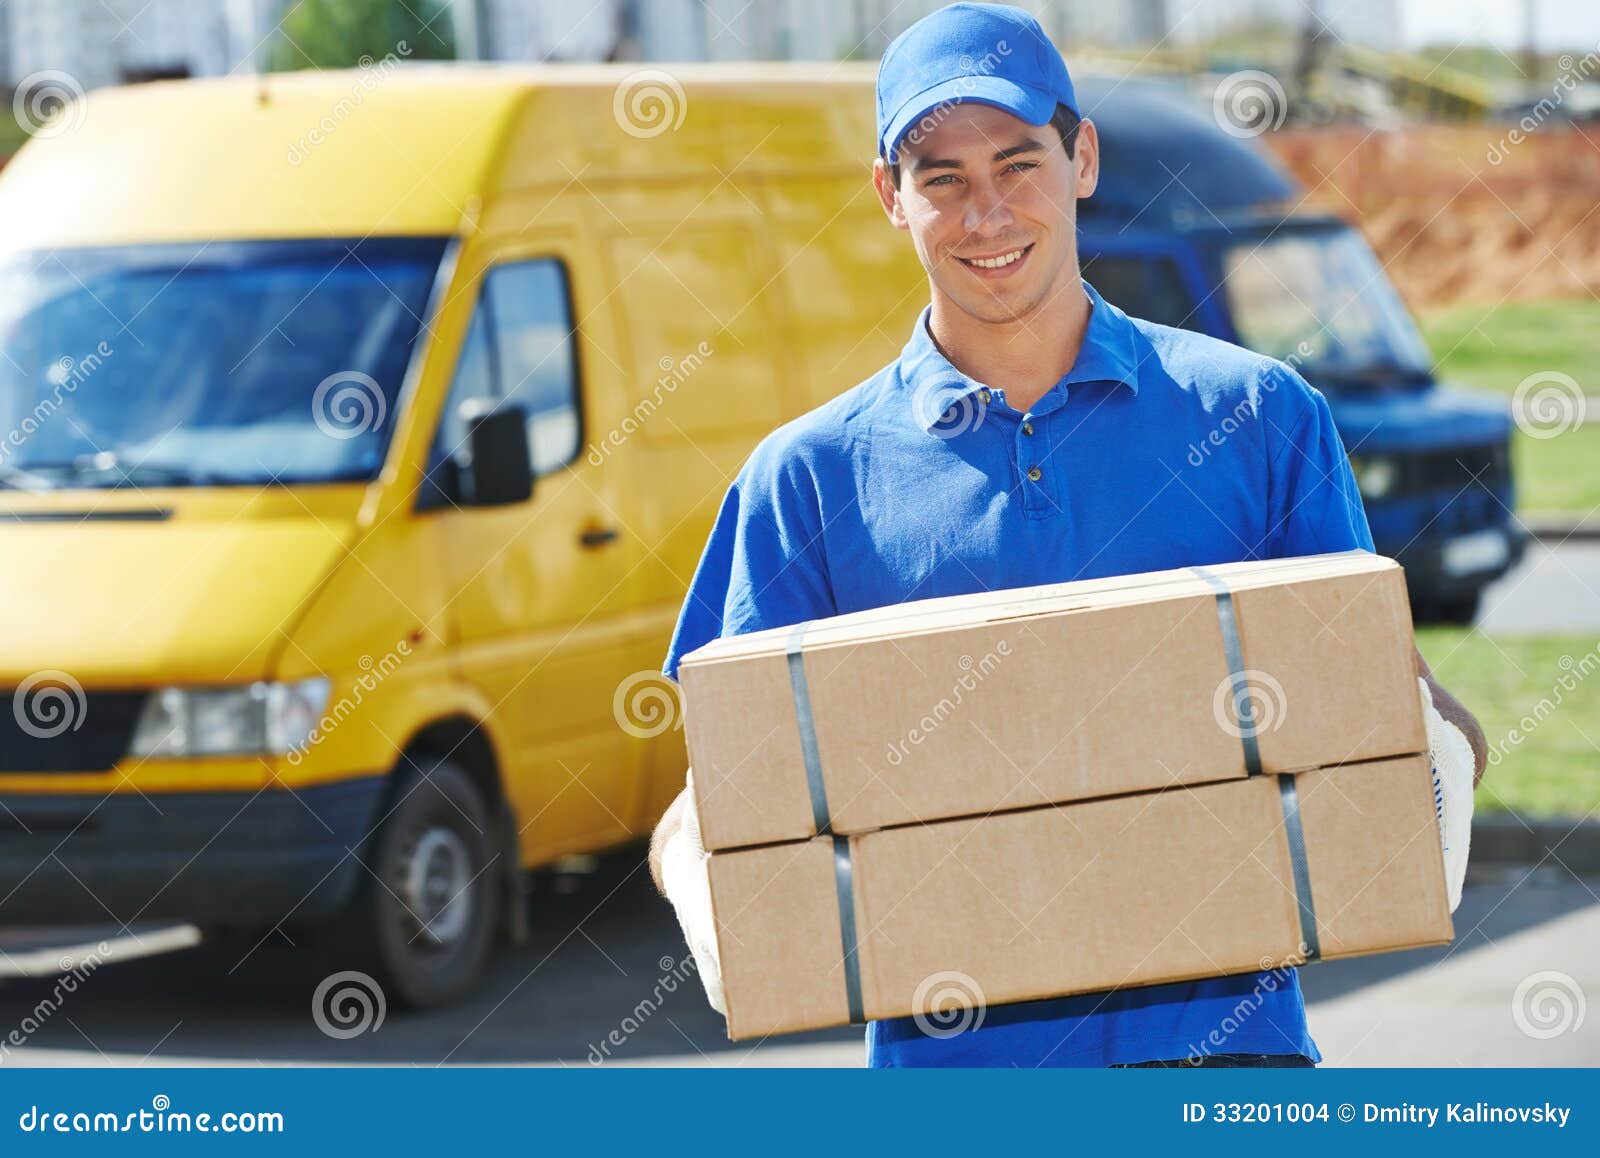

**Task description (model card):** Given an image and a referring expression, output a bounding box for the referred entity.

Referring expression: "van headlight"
[129,679,331,758]
[1349,454,1400,500]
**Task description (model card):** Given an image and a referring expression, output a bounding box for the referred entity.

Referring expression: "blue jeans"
[1112,1053,1317,1068]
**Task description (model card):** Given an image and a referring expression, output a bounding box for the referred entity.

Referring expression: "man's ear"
[1072,118,1100,200]
[872,156,910,231]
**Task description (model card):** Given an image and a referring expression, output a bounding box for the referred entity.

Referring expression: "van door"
[425,236,651,863]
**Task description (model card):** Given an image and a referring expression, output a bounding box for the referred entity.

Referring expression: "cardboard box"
[709,753,1453,1040]
[679,551,1424,852]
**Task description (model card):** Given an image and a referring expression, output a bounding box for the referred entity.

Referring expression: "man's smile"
[956,243,1034,278]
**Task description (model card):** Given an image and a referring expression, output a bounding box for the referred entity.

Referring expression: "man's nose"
[963,181,1015,235]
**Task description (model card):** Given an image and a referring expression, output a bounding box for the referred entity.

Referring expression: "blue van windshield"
[0,237,447,488]
[1220,227,1433,386]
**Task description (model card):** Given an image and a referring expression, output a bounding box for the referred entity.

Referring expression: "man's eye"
[1004,162,1039,175]
[925,174,959,187]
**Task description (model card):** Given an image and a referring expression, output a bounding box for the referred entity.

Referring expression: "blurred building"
[0,0,1406,86]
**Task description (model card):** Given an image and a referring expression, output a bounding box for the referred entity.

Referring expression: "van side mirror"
[462,404,533,507]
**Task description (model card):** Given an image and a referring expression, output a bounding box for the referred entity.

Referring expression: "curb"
[1469,813,1600,875]
[1523,517,1600,543]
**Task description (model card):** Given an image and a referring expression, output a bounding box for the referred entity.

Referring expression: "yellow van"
[0,64,923,1005]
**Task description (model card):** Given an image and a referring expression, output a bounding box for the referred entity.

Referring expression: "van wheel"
[318,759,501,1009]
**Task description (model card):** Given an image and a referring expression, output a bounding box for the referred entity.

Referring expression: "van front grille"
[0,689,147,773]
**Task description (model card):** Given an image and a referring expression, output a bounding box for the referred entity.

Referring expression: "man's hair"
[885,102,1081,187]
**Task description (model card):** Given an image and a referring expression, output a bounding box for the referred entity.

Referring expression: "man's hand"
[1415,647,1488,786]
[649,782,693,895]
[649,771,727,1013]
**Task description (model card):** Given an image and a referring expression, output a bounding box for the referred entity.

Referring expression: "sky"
[1401,0,1600,51]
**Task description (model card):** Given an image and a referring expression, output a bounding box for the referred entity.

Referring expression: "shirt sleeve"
[662,444,837,682]
[1263,363,1376,558]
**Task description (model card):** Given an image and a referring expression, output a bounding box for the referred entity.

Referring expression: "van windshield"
[0,237,447,489]
[1219,227,1433,387]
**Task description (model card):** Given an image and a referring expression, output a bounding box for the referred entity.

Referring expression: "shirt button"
[1022,422,1034,436]
[978,389,992,404]
[1027,466,1042,482]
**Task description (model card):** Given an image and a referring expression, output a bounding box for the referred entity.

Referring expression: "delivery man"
[650,2,1486,1067]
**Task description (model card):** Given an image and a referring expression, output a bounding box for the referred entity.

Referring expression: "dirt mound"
[1265,125,1600,307]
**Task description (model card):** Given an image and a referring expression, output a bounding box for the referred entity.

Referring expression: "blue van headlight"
[129,679,331,758]
[1349,454,1400,500]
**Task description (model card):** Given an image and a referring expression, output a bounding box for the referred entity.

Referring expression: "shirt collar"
[899,279,1141,431]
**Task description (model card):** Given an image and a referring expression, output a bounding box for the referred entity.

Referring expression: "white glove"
[661,770,727,1014]
[1420,677,1473,912]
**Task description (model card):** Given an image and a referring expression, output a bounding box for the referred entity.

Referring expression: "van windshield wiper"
[14,455,210,488]
[1313,362,1432,388]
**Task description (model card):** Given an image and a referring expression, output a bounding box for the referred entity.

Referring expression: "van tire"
[313,758,501,1010]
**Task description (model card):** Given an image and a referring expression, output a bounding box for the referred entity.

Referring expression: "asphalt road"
[0,541,1595,1068]
[1479,538,1600,635]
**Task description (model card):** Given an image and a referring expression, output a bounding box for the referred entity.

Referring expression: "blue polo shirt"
[663,280,1374,1067]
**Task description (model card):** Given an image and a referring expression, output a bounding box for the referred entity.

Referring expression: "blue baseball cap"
[876,3,1078,163]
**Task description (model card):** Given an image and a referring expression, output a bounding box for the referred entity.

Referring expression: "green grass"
[1419,298,1600,517]
[1512,425,1600,517]
[1421,298,1600,396]
[1416,628,1600,819]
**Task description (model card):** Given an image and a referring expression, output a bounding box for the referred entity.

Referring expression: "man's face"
[874,102,1098,326]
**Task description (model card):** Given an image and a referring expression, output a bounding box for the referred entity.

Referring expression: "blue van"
[1076,79,1521,622]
